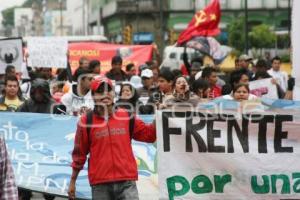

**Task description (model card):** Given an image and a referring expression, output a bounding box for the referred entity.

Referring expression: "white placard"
[249,78,278,99]
[0,38,23,74]
[27,37,68,68]
[157,110,300,200]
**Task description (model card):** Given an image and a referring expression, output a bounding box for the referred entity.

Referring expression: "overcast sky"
[0,0,26,23]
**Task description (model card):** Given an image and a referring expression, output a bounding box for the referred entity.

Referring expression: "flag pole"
[244,0,249,54]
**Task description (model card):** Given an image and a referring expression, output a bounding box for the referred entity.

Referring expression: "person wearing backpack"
[68,76,156,200]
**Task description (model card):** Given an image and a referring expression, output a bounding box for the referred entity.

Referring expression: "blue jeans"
[91,181,139,200]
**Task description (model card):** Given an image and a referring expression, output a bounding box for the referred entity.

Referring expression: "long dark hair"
[118,83,140,105]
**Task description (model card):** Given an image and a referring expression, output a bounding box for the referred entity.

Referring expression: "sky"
[0,0,26,24]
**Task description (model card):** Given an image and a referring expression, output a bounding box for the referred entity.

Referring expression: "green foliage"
[22,0,42,8]
[227,17,245,52]
[1,6,17,27]
[249,24,276,49]
[281,54,290,63]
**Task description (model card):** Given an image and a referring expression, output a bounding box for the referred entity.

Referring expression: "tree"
[1,6,17,27]
[249,24,276,56]
[22,0,42,8]
[227,17,245,53]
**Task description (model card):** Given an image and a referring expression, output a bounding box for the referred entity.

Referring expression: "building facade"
[87,0,291,46]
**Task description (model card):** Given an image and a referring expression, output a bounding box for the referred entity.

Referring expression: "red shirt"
[71,108,156,185]
[212,85,222,98]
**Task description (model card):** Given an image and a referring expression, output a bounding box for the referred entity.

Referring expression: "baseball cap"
[141,69,153,78]
[130,75,143,89]
[90,76,113,92]
[239,54,252,61]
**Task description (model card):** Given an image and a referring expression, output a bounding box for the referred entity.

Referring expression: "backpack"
[86,110,135,144]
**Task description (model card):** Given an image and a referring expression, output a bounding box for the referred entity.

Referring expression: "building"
[86,0,290,46]
[13,8,33,36]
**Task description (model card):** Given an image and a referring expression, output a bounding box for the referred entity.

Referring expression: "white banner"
[249,78,278,99]
[157,110,300,200]
[0,38,23,74]
[27,37,68,68]
[292,0,300,100]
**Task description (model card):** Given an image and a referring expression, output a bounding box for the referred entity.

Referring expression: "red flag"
[177,0,221,45]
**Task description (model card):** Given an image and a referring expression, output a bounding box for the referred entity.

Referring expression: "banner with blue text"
[0,112,158,199]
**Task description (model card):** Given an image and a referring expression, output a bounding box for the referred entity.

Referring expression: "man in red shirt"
[68,76,156,200]
[201,67,222,98]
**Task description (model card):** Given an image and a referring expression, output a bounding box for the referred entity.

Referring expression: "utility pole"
[288,0,291,37]
[136,0,139,44]
[159,0,164,55]
[59,0,63,36]
[244,0,249,54]
[82,0,86,35]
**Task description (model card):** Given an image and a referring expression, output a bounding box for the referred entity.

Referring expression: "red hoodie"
[71,108,156,185]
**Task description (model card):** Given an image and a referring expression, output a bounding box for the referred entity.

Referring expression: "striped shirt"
[0,138,18,200]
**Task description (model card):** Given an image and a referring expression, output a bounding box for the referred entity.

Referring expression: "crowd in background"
[0,48,296,199]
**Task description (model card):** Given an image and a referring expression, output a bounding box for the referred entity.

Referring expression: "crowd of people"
[0,49,297,200]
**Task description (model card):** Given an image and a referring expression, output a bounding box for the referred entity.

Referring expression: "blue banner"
[0,112,158,199]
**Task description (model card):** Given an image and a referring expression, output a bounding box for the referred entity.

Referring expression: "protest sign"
[27,37,68,68]
[0,112,158,199]
[68,42,153,73]
[0,38,23,74]
[157,110,300,200]
[249,78,278,99]
[292,0,300,100]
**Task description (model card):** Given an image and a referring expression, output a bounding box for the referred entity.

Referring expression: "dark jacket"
[17,78,55,113]
[106,69,128,82]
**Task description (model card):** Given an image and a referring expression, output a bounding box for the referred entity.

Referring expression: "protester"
[5,65,17,77]
[0,65,17,94]
[201,67,222,98]
[17,78,57,200]
[150,66,159,87]
[0,137,18,200]
[268,56,288,92]
[138,64,149,76]
[37,67,53,81]
[238,54,253,77]
[192,78,211,101]
[140,68,174,114]
[116,82,143,114]
[222,68,250,95]
[0,75,24,112]
[106,55,128,81]
[232,83,251,101]
[61,68,94,115]
[137,69,156,97]
[51,81,65,103]
[126,63,136,79]
[79,57,90,69]
[68,77,156,200]
[162,76,199,108]
[17,78,55,113]
[252,59,269,79]
[88,60,101,75]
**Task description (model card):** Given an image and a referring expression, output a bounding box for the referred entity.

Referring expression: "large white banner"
[27,37,68,68]
[157,110,300,200]
[0,38,23,74]
[249,78,278,99]
[292,0,300,100]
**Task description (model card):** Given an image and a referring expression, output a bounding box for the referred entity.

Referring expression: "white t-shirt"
[222,93,258,100]
[268,69,288,92]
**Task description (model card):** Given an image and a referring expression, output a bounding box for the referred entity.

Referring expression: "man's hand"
[68,180,76,200]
